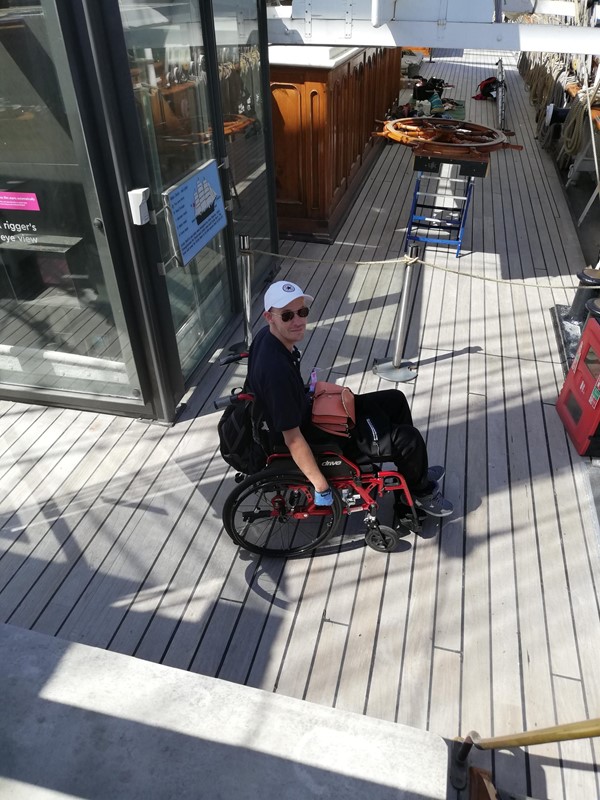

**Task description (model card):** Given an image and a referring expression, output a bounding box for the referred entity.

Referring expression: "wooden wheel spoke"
[380,117,508,153]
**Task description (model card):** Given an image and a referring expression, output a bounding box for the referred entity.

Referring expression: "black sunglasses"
[271,306,310,323]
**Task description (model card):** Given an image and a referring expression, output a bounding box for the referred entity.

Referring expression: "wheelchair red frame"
[221,444,424,558]
[217,359,424,557]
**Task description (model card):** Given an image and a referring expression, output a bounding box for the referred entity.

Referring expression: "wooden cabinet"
[270,47,402,242]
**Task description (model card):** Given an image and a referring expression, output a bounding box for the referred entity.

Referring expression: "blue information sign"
[162,160,227,267]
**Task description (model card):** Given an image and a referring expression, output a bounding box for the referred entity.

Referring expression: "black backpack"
[218,393,268,475]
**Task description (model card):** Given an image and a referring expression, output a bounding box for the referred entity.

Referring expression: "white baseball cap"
[264,281,314,311]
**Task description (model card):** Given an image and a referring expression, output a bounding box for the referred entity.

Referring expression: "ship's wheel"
[379,118,522,158]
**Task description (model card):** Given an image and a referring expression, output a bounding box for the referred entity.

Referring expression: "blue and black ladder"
[405,165,475,257]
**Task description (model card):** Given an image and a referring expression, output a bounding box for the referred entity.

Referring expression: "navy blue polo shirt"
[247,326,310,442]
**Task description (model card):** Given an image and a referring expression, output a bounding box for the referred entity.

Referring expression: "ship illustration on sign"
[194,178,218,224]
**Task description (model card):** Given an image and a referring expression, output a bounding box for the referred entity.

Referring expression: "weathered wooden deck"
[1,50,600,799]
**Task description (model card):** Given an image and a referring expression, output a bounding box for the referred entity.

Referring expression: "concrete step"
[1,623,449,799]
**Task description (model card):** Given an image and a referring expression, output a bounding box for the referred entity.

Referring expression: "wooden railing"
[450,717,600,790]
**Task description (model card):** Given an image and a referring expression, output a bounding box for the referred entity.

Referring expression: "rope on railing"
[246,248,586,293]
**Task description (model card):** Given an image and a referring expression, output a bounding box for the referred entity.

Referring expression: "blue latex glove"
[314,487,334,506]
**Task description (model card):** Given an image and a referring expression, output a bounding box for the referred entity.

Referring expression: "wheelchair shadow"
[237,503,414,605]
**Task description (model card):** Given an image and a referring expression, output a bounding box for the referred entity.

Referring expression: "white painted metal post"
[392,246,418,366]
[240,235,253,347]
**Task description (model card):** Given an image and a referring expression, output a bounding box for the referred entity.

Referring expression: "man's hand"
[314,487,334,506]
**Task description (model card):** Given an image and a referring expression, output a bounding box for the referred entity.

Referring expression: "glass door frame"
[83,0,248,396]
[95,0,279,382]
[7,0,280,422]
[66,0,193,420]
[255,0,280,264]
[0,0,170,419]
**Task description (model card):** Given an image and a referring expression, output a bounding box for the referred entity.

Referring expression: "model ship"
[194,178,217,224]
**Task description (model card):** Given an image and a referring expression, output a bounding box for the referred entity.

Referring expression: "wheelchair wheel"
[365,525,400,552]
[223,469,344,557]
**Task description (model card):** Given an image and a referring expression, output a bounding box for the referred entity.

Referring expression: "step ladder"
[405,163,475,257]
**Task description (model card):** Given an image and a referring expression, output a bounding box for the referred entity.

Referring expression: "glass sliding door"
[213,0,275,284]
[119,1,234,378]
[0,0,143,402]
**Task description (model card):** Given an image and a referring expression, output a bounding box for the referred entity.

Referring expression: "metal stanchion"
[552,266,600,368]
[228,234,253,354]
[240,234,253,347]
[565,268,600,323]
[372,245,419,382]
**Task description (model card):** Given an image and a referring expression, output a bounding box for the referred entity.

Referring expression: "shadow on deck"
[1,50,599,800]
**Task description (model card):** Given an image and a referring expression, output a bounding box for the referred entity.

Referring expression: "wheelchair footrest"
[393,506,424,534]
[383,476,403,487]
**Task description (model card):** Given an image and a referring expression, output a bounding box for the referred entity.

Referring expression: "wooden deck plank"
[1,48,599,798]
[418,253,465,709]
[156,524,253,672]
[191,572,268,681]
[0,404,65,481]
[302,533,366,708]
[268,556,340,700]
[27,424,169,637]
[463,68,541,799]
[56,422,224,648]
[429,647,462,739]
[553,674,600,800]
[0,409,86,532]
[0,416,135,625]
[334,547,390,715]
[190,519,292,681]
[396,533,439,731]
[244,554,321,693]
[459,388,491,705]
[482,207,530,797]
[346,262,400,394]
[130,522,239,667]
[105,479,234,660]
[364,540,414,723]
[496,293,563,800]
[0,404,21,453]
[0,414,119,616]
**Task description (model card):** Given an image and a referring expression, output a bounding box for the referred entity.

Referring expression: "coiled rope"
[557,91,593,166]
[530,56,570,149]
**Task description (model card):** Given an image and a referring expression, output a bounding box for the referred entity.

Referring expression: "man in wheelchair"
[247,280,453,523]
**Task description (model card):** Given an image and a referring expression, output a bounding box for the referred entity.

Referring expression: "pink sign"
[0,191,40,211]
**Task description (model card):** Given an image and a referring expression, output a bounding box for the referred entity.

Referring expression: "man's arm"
[282,427,329,493]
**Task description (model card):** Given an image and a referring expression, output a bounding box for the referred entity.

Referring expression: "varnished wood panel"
[270,83,304,210]
[270,47,401,242]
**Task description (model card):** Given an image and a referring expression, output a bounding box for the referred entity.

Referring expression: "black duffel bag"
[412,76,447,101]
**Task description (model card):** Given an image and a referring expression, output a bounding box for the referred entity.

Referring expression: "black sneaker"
[413,486,453,517]
[427,465,445,484]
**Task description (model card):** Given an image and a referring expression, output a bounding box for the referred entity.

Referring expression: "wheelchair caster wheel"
[365,525,400,552]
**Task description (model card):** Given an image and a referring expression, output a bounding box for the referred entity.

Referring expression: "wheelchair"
[222,447,426,558]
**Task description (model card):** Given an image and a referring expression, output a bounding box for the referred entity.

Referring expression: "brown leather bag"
[311,381,356,437]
